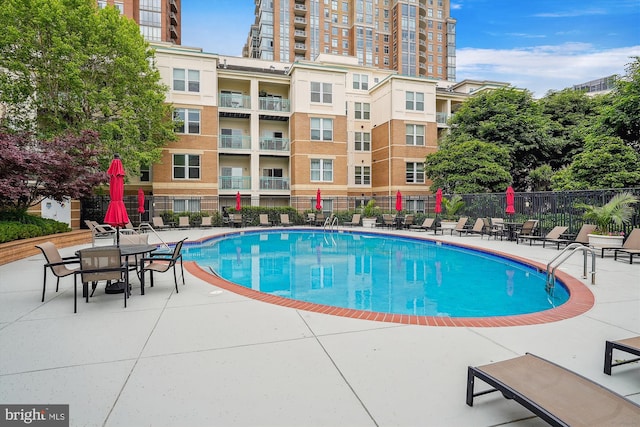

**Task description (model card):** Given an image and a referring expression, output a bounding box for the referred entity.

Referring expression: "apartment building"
[136,43,507,214]
[97,0,181,45]
[243,0,456,82]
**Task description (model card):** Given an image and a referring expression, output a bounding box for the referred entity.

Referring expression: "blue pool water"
[182,230,569,318]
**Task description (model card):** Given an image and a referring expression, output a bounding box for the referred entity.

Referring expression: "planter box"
[440,221,458,231]
[587,233,624,249]
[0,230,91,266]
[362,218,377,228]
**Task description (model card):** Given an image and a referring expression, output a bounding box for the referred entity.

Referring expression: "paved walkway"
[0,226,638,427]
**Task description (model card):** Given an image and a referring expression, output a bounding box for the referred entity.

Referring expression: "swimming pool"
[182,230,572,319]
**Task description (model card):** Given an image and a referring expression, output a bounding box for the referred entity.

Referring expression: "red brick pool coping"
[183,231,595,327]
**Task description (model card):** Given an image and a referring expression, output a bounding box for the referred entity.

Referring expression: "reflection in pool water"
[182,230,569,318]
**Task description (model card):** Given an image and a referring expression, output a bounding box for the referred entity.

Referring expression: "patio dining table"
[503,222,524,241]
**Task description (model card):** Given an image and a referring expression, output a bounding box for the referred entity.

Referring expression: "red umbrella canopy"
[434,188,443,214]
[137,188,145,214]
[103,155,130,227]
[506,186,516,215]
[395,190,402,212]
[315,188,322,210]
[235,191,241,211]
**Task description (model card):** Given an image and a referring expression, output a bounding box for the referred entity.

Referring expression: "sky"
[181,0,640,98]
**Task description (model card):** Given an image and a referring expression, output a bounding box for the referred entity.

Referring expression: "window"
[354,102,370,120]
[310,118,333,141]
[406,124,425,146]
[310,159,333,182]
[173,69,200,92]
[311,82,332,103]
[173,154,200,180]
[140,164,150,182]
[354,132,370,151]
[173,199,201,213]
[353,74,369,90]
[405,91,424,111]
[173,108,200,134]
[406,162,425,183]
[355,166,370,185]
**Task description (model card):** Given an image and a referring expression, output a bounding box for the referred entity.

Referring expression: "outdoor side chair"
[35,242,80,302]
[75,247,129,313]
[140,238,187,295]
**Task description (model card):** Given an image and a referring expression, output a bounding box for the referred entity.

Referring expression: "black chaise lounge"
[604,336,640,375]
[467,353,640,426]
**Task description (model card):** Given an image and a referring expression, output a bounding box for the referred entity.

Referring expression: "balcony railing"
[219,93,251,109]
[219,135,251,150]
[258,97,290,112]
[219,176,251,190]
[260,177,290,190]
[259,137,290,152]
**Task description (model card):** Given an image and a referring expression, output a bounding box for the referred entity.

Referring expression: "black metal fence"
[82,187,640,235]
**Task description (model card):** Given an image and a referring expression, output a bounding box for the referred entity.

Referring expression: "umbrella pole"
[116,226,120,247]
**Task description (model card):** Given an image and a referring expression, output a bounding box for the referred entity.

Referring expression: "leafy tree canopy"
[551,136,640,190]
[0,131,107,212]
[0,0,175,176]
[444,88,552,190]
[424,139,512,194]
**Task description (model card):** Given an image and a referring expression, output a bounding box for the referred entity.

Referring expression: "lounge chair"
[410,217,440,233]
[604,336,640,375]
[613,228,640,263]
[177,216,191,229]
[152,216,171,230]
[543,224,596,250]
[259,214,272,227]
[467,353,640,425]
[314,213,326,226]
[200,216,213,228]
[457,218,485,237]
[514,219,538,244]
[400,214,415,229]
[450,216,469,236]
[84,220,116,246]
[519,225,568,246]
[343,213,361,227]
[279,213,292,226]
[230,213,244,228]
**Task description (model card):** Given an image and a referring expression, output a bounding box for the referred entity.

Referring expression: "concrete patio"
[1,226,638,427]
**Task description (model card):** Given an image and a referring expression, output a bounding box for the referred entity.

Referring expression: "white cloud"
[456,43,640,97]
[533,8,607,18]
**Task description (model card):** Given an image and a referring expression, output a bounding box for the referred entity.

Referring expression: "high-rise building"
[243,0,455,81]
[97,0,181,45]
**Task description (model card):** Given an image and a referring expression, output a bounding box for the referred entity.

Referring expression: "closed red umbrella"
[435,188,443,214]
[315,188,322,211]
[104,154,129,246]
[506,186,515,215]
[137,188,145,214]
[235,191,241,211]
[395,190,402,212]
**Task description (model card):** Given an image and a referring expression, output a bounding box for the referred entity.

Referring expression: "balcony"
[219,176,251,190]
[169,0,177,12]
[170,12,178,25]
[219,93,251,109]
[436,112,450,126]
[294,3,307,15]
[258,97,290,112]
[260,177,290,190]
[170,25,178,38]
[294,29,307,40]
[219,135,251,150]
[294,43,307,53]
[259,137,290,152]
[294,17,306,27]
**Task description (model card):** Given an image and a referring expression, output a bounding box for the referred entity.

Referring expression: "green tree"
[551,136,640,190]
[599,56,640,154]
[424,139,512,193]
[445,88,552,190]
[0,0,175,175]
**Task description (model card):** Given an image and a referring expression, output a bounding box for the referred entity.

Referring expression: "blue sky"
[181,0,640,97]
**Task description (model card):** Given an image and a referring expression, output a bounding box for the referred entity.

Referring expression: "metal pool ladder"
[323,215,338,232]
[545,243,596,293]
